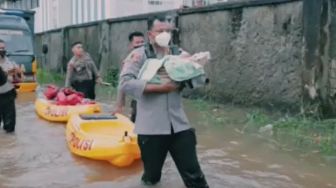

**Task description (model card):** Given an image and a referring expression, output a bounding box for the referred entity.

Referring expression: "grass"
[95,85,118,103]
[245,110,336,155]
[36,69,64,86]
[186,98,231,126]
[104,66,119,88]
[188,98,336,155]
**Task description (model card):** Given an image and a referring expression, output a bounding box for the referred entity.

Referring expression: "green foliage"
[36,69,64,86]
[246,111,336,155]
[246,110,272,127]
[189,98,336,155]
[95,85,117,102]
[105,67,119,88]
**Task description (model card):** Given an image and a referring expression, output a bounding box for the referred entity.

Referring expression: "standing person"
[0,39,22,133]
[113,31,145,122]
[119,16,209,187]
[65,42,102,100]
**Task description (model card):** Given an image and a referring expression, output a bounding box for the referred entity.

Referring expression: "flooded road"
[1,93,336,188]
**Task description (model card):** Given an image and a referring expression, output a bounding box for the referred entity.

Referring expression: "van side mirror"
[42,44,48,54]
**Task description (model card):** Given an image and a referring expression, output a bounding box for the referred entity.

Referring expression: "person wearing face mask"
[65,41,103,100]
[113,31,145,122]
[0,39,22,133]
[119,16,209,187]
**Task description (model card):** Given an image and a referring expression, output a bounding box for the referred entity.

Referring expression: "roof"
[0,15,30,31]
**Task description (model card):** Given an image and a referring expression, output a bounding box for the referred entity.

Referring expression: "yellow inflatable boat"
[35,98,101,122]
[66,114,140,167]
[16,82,38,93]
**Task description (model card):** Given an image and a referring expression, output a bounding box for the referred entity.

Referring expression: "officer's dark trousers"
[71,79,95,100]
[0,89,16,132]
[130,99,137,123]
[138,129,209,188]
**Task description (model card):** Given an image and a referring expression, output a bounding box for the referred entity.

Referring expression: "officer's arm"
[90,60,102,83]
[11,60,24,82]
[65,61,73,87]
[120,50,178,98]
[143,82,178,93]
[119,51,147,100]
[112,87,126,115]
[113,59,129,114]
[121,74,178,96]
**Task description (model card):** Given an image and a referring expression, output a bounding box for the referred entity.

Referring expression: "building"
[0,0,39,10]
[70,0,182,25]
[183,0,211,7]
[209,0,229,4]
[1,0,225,33]
[106,0,182,18]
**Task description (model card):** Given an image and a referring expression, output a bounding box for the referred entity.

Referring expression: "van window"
[0,29,33,54]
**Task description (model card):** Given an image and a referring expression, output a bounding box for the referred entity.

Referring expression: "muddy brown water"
[0,93,335,188]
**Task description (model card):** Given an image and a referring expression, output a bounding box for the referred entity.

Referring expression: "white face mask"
[155,32,171,48]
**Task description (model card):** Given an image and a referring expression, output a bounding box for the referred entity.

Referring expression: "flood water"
[0,92,336,188]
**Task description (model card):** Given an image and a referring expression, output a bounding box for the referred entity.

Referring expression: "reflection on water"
[0,93,335,188]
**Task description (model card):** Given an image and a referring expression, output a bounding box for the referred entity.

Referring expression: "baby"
[139,51,211,88]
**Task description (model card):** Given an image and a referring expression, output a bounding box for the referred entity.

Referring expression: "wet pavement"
[0,93,336,188]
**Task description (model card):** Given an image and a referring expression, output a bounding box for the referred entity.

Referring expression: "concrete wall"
[303,0,336,116]
[179,1,303,107]
[107,20,147,69]
[35,0,305,110]
[37,31,64,71]
[329,1,336,98]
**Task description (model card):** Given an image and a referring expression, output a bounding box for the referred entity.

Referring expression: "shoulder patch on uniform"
[131,52,143,62]
[129,47,145,63]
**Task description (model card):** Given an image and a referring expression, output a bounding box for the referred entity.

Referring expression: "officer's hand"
[7,68,16,75]
[145,81,180,93]
[161,81,179,92]
[112,105,124,115]
[96,77,103,84]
